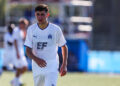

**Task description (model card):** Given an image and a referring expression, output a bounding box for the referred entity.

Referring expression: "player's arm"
[14,39,20,59]
[26,46,47,67]
[60,44,68,76]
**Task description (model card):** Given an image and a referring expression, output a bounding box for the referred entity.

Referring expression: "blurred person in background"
[3,24,15,71]
[11,18,29,86]
[24,4,68,86]
[1,24,15,76]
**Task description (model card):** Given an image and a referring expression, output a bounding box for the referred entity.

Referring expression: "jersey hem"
[58,42,66,47]
[24,45,32,48]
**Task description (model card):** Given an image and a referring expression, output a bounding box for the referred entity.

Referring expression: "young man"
[24,4,68,86]
[11,18,29,86]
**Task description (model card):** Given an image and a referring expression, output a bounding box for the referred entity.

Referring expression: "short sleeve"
[24,27,32,48]
[56,27,66,47]
[13,29,19,40]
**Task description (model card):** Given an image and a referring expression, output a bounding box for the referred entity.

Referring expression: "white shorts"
[33,72,58,86]
[14,56,28,68]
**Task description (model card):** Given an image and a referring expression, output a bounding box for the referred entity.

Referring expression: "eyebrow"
[36,13,45,15]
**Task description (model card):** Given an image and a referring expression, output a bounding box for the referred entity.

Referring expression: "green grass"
[0,72,120,86]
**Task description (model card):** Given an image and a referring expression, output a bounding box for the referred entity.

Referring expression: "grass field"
[0,72,120,86]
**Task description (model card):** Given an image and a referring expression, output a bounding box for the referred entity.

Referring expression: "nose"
[38,15,43,19]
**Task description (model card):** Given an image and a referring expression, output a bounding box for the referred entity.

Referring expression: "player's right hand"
[34,57,47,67]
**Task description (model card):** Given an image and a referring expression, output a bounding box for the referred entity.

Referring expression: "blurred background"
[1,0,120,86]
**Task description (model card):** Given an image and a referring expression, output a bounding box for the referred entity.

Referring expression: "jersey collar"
[37,22,49,30]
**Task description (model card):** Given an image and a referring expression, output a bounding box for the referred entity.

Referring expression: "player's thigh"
[33,74,45,86]
[45,72,59,86]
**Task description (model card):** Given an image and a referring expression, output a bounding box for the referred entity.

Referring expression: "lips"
[38,19,43,22]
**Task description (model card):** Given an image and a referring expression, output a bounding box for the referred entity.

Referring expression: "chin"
[38,21,43,24]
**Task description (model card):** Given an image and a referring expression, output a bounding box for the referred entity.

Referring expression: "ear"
[47,13,50,17]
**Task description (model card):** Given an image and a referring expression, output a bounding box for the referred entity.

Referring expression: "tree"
[0,0,6,26]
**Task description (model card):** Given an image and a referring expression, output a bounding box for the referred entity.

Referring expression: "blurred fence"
[62,39,88,72]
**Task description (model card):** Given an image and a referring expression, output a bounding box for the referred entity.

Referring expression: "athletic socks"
[11,77,22,86]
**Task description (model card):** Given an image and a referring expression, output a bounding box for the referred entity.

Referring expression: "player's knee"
[21,66,27,73]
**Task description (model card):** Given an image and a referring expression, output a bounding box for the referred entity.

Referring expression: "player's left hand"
[60,64,67,77]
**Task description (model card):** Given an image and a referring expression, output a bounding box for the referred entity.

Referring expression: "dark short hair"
[7,24,15,33]
[35,4,49,13]
[8,24,14,30]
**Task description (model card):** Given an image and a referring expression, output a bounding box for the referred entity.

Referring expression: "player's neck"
[38,21,49,30]
[20,27,26,31]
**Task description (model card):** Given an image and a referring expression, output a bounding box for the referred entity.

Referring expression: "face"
[19,23,26,30]
[35,11,48,24]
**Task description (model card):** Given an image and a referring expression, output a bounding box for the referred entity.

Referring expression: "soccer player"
[11,18,29,86]
[3,24,15,71]
[24,4,68,86]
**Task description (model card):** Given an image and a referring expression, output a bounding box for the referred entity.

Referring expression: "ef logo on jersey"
[37,42,47,50]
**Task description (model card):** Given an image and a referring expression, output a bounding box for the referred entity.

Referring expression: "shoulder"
[12,27,20,37]
[27,23,37,32]
[49,23,60,29]
[13,27,19,33]
[49,23,61,31]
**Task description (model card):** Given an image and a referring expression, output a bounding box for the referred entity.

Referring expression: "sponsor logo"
[37,42,47,50]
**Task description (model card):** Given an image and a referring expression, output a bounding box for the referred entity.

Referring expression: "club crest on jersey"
[48,34,52,39]
[33,35,37,38]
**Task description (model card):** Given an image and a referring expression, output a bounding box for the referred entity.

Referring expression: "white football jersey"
[24,23,66,76]
[3,32,15,66]
[13,27,25,57]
